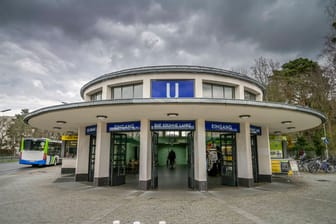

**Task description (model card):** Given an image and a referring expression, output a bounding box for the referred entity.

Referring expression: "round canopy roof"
[25,99,326,135]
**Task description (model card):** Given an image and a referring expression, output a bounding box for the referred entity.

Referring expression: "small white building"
[25,65,326,191]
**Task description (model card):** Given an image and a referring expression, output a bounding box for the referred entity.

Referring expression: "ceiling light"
[96,115,108,120]
[287,127,296,130]
[239,114,251,119]
[274,131,281,135]
[56,120,67,124]
[281,121,292,124]
[53,127,62,130]
[167,113,179,117]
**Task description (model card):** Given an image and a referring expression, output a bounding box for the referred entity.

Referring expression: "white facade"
[25,66,326,191]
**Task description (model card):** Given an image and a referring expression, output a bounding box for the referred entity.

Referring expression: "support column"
[139,119,151,190]
[236,122,254,187]
[94,121,110,186]
[194,119,207,191]
[257,127,272,182]
[75,126,90,181]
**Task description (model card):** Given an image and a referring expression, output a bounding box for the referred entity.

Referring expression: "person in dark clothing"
[168,150,176,168]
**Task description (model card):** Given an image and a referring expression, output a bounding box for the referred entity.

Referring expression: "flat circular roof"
[80,65,265,98]
[25,99,326,134]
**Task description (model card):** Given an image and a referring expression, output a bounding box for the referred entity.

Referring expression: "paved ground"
[0,164,336,224]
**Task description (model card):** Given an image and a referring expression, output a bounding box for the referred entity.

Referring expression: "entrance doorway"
[206,132,237,188]
[109,132,140,186]
[151,130,194,189]
[88,135,96,182]
[251,135,259,183]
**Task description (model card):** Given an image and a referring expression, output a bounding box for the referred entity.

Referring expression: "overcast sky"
[0,0,331,116]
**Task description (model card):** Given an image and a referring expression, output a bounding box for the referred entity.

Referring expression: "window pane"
[113,87,122,99]
[203,84,212,98]
[224,87,234,99]
[244,91,256,100]
[213,85,224,98]
[134,84,143,98]
[122,86,133,99]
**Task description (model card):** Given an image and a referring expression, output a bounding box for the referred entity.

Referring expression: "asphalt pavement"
[0,163,336,224]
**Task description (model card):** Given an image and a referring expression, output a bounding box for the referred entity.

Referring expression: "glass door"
[187,132,194,189]
[151,132,159,189]
[251,135,259,182]
[110,133,127,186]
[88,135,96,182]
[220,134,237,186]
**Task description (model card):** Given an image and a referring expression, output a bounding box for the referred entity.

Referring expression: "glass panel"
[213,85,224,98]
[224,87,234,99]
[113,87,122,99]
[133,84,143,98]
[122,86,133,99]
[203,84,212,98]
[244,91,256,100]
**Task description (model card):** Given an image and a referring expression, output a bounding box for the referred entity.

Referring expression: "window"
[90,91,102,101]
[202,83,235,99]
[112,83,143,99]
[244,91,257,101]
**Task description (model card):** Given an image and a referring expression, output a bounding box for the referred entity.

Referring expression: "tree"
[250,56,280,101]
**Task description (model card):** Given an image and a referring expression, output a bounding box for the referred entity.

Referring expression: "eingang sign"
[107,121,141,132]
[205,121,240,132]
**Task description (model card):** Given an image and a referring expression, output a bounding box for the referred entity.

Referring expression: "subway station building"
[25,65,326,191]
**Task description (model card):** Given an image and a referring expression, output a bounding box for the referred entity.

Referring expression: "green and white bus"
[19,138,62,166]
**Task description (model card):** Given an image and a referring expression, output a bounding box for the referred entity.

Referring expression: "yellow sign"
[61,135,78,141]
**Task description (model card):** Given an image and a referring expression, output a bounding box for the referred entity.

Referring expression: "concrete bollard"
[133,222,141,224]
[113,221,120,224]
[159,221,167,224]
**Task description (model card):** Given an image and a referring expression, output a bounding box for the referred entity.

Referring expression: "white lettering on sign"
[166,82,179,98]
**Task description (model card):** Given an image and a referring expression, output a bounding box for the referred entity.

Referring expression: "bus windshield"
[23,139,46,151]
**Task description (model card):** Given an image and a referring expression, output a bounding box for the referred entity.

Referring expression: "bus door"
[187,132,194,189]
[151,132,159,189]
[220,133,237,186]
[110,133,127,186]
[251,135,259,183]
[88,135,96,182]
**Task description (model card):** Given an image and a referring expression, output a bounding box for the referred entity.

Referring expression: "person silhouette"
[168,149,176,169]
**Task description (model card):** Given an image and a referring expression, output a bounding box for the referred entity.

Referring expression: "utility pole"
[323,123,329,160]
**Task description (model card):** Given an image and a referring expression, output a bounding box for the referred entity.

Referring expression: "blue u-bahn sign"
[150,121,195,131]
[205,121,240,132]
[151,80,194,98]
[107,121,141,132]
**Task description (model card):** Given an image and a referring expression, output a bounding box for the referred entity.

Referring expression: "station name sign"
[250,125,262,135]
[151,80,194,98]
[86,125,97,135]
[150,121,195,131]
[107,121,141,132]
[205,121,240,132]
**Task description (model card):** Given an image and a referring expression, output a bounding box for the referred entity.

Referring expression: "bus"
[19,138,62,166]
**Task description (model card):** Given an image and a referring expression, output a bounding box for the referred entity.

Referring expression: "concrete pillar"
[194,119,207,191]
[94,121,110,186]
[194,77,203,98]
[257,126,272,182]
[236,85,245,100]
[102,85,111,100]
[236,122,253,187]
[75,126,90,181]
[143,79,151,98]
[139,119,151,190]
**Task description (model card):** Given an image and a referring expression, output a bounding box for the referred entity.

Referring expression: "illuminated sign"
[150,121,195,131]
[250,125,262,135]
[86,125,97,135]
[107,121,141,132]
[151,80,194,98]
[205,121,240,132]
[61,135,78,141]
